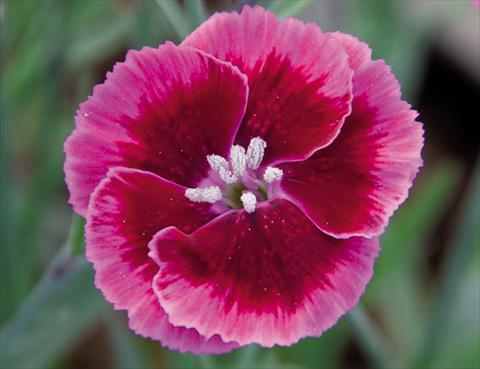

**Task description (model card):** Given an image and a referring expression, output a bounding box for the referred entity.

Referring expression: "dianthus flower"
[64,6,423,354]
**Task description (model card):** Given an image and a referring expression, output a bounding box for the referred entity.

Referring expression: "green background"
[1,1,479,368]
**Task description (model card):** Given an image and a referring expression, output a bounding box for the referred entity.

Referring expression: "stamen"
[186,138,278,208]
[230,145,247,177]
[263,167,283,183]
[207,154,237,184]
[246,137,267,169]
[185,186,222,203]
[240,192,257,213]
[207,154,228,172]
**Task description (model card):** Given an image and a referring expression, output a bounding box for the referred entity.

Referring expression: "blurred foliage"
[1,1,479,369]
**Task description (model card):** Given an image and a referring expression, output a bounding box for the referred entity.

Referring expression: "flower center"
[185,137,283,214]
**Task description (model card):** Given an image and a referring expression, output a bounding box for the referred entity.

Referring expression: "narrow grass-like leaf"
[0,246,107,369]
[376,163,462,279]
[154,0,191,40]
[348,307,399,369]
[367,163,462,362]
[429,249,480,368]
[1,1,72,321]
[269,0,314,19]
[185,0,207,28]
[414,160,480,368]
[107,314,153,369]
[65,12,135,70]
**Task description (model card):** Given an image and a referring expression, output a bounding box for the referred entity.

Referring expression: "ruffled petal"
[280,33,424,238]
[148,200,379,347]
[183,6,353,165]
[85,167,237,354]
[65,42,248,216]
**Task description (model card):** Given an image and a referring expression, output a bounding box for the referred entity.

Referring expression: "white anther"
[185,186,222,203]
[207,154,228,172]
[246,137,267,169]
[240,192,257,213]
[263,167,283,183]
[207,154,237,184]
[218,169,238,184]
[230,145,247,177]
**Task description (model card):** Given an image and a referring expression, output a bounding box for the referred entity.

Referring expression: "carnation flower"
[64,5,423,354]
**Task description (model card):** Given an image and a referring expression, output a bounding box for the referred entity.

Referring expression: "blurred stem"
[154,0,191,40]
[348,307,398,369]
[67,214,85,256]
[413,160,480,368]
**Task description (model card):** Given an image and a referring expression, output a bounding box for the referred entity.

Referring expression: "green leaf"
[414,159,480,368]
[107,315,153,369]
[269,0,314,19]
[65,11,135,70]
[131,1,174,48]
[0,247,107,369]
[185,0,207,28]
[1,1,74,321]
[154,0,191,41]
[348,307,400,369]
[375,162,462,279]
[273,320,350,369]
[366,162,462,362]
[339,0,431,100]
[429,251,480,369]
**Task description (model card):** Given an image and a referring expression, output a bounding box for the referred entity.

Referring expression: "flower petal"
[280,33,424,238]
[65,42,248,216]
[148,200,379,347]
[85,167,237,353]
[183,6,353,165]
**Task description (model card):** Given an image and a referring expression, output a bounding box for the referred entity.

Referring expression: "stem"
[348,306,399,369]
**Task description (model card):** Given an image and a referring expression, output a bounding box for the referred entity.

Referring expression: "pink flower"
[64,6,423,354]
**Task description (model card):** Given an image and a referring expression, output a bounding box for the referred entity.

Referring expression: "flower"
[64,5,423,354]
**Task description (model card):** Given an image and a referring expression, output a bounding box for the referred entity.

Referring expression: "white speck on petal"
[185,186,222,203]
[246,137,266,169]
[263,166,283,183]
[240,192,257,213]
